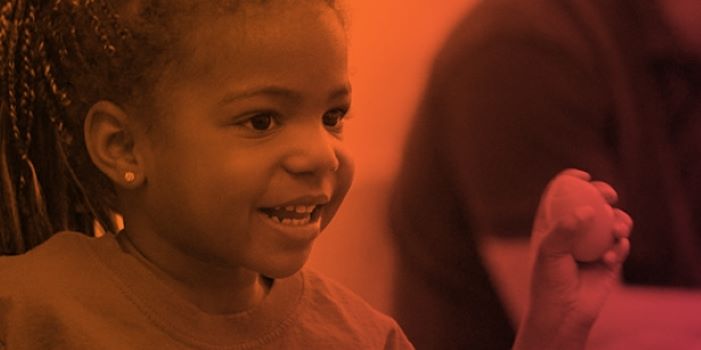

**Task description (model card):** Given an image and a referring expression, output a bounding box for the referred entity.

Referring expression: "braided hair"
[1,0,121,254]
[0,0,344,255]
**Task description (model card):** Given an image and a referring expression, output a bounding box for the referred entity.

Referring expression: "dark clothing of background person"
[389,0,701,348]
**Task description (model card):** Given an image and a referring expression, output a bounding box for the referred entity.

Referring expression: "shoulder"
[0,231,93,272]
[0,231,99,296]
[294,269,413,349]
[0,232,105,346]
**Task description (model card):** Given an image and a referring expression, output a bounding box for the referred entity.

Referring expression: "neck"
[117,226,270,314]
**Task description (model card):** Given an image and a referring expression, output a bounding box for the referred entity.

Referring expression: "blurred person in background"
[390,0,701,348]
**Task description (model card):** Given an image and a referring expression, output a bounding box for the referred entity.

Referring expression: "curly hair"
[0,0,342,255]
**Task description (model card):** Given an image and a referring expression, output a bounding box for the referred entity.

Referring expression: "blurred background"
[306,0,478,316]
[305,2,701,349]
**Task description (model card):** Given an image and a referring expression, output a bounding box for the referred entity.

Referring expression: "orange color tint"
[306,0,477,315]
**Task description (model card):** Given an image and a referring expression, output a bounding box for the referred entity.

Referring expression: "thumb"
[537,206,594,258]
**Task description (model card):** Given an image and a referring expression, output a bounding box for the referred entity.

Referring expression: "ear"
[84,100,145,189]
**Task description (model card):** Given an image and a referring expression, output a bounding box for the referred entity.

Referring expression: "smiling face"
[131,2,353,278]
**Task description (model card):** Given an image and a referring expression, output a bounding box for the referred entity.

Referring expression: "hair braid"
[0,2,14,71]
[19,3,37,153]
[85,0,116,55]
[37,40,72,143]
[0,1,17,252]
[0,0,118,254]
[2,0,30,252]
[98,0,130,42]
[6,1,24,158]
[0,108,23,253]
[33,0,116,243]
[16,3,52,248]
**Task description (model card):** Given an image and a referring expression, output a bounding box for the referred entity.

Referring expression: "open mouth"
[259,205,324,226]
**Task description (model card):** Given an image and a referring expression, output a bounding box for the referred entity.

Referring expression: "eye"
[322,107,349,131]
[239,112,279,132]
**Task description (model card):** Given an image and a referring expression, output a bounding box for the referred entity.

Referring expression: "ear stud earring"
[124,171,136,183]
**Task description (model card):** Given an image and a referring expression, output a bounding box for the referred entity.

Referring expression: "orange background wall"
[307,0,477,315]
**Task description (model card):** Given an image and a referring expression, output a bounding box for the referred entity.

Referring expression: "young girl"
[0,0,631,349]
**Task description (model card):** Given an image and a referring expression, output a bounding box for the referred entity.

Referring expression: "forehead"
[166,1,347,86]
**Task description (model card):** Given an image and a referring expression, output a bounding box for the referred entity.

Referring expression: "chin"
[256,249,312,279]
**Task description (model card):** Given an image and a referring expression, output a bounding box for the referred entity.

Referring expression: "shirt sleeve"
[431,27,619,238]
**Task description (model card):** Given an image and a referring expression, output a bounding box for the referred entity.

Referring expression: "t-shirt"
[390,0,701,348]
[0,232,413,349]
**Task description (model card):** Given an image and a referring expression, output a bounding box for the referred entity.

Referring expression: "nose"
[282,126,340,176]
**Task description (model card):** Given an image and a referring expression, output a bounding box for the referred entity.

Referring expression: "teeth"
[268,214,312,226]
[264,204,319,225]
[293,218,308,225]
[295,205,316,214]
[273,205,316,214]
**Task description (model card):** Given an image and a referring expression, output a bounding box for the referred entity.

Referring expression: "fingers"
[604,209,633,268]
[591,181,618,204]
[613,208,633,239]
[558,170,617,206]
[558,172,631,238]
[542,169,633,265]
[559,168,591,181]
[539,206,594,257]
[602,237,630,268]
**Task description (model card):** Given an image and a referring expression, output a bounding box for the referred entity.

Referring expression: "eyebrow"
[217,84,352,106]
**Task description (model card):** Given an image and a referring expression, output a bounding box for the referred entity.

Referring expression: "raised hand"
[514,169,633,350]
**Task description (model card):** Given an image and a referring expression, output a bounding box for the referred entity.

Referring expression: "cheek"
[336,146,355,193]
[320,146,355,229]
[193,151,280,217]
